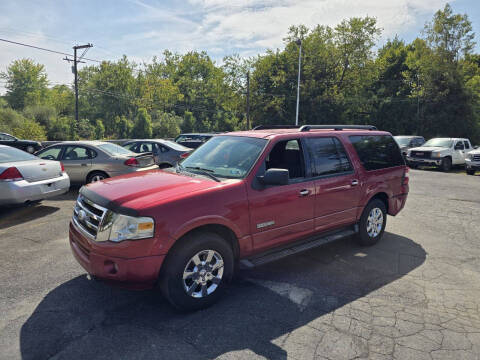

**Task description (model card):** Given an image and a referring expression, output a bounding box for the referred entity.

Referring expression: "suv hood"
[82,170,225,213]
[409,146,449,152]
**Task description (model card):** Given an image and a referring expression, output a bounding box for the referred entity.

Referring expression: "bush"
[13,119,47,141]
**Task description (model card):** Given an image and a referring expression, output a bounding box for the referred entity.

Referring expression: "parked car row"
[394,135,479,174]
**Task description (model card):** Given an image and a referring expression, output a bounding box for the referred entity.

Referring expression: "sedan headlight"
[96,211,154,242]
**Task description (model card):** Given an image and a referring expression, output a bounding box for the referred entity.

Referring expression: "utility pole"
[64,43,93,136]
[295,39,302,126]
[246,71,250,130]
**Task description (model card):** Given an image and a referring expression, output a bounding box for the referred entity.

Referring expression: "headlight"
[431,152,442,158]
[96,211,154,242]
[468,153,474,160]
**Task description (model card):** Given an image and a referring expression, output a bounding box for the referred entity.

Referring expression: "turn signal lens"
[0,167,24,182]
[60,162,65,173]
[180,152,190,159]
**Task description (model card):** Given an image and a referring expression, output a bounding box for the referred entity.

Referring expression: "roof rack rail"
[299,125,377,132]
[252,125,301,130]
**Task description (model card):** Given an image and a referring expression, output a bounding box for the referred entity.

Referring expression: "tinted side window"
[464,141,470,149]
[63,146,95,160]
[38,146,63,160]
[305,137,352,177]
[349,135,404,171]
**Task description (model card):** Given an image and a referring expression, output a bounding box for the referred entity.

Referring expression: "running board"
[240,226,357,269]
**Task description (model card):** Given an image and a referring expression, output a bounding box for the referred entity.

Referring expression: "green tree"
[117,115,133,138]
[77,119,95,139]
[152,111,181,138]
[132,108,152,138]
[95,119,105,139]
[181,111,195,132]
[0,59,48,109]
[13,119,47,141]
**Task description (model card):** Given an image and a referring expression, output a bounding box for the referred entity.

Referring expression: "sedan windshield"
[394,137,411,146]
[180,135,267,179]
[0,146,38,163]
[98,143,134,156]
[423,139,453,148]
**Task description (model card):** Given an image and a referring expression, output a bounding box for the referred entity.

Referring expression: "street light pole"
[295,39,302,126]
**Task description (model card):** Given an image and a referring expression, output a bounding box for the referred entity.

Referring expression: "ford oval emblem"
[78,209,87,222]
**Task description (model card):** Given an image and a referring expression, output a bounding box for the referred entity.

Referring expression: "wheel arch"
[85,170,109,183]
[368,192,389,214]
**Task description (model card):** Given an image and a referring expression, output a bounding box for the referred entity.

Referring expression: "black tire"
[440,157,452,172]
[86,171,109,183]
[466,168,476,175]
[159,231,234,311]
[356,199,387,246]
[158,163,172,169]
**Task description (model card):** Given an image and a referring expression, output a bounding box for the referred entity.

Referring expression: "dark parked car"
[69,124,409,311]
[122,139,192,168]
[394,136,425,157]
[174,133,215,149]
[0,132,42,153]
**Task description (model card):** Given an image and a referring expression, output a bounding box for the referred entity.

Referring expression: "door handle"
[299,189,310,197]
[351,179,359,186]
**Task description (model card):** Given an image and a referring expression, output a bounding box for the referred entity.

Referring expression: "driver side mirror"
[258,168,289,186]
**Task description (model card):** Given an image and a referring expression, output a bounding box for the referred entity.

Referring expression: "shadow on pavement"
[20,232,426,359]
[0,204,59,230]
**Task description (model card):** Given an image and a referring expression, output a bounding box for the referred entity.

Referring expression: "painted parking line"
[247,278,313,311]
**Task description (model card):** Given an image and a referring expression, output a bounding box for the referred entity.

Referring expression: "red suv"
[69,125,409,310]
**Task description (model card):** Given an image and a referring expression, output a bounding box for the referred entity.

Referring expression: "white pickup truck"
[466,146,480,175]
[406,138,473,172]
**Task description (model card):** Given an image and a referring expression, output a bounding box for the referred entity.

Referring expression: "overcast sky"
[0,0,479,94]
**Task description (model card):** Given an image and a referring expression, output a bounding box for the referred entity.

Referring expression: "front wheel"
[466,168,476,175]
[440,157,452,172]
[159,231,234,311]
[356,199,387,246]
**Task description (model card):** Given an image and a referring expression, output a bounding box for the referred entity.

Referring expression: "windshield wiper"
[185,166,221,182]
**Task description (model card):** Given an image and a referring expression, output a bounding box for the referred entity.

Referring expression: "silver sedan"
[0,145,70,205]
[35,141,158,184]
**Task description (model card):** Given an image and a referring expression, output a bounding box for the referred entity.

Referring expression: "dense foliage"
[0,4,479,143]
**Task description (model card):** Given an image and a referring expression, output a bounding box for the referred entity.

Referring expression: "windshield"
[394,137,411,146]
[422,139,453,148]
[162,140,192,151]
[98,143,134,156]
[0,146,38,163]
[180,135,267,179]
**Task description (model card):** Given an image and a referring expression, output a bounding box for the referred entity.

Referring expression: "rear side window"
[304,137,353,177]
[349,135,404,171]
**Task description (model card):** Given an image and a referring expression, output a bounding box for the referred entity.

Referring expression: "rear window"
[349,135,404,171]
[162,140,192,151]
[0,146,38,163]
[98,143,134,156]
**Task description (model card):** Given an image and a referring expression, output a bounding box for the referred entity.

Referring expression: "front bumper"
[406,156,442,166]
[0,173,70,205]
[69,222,165,290]
[465,159,480,170]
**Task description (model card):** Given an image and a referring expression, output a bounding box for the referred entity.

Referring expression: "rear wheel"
[440,157,452,172]
[86,171,109,183]
[356,199,387,246]
[159,231,234,311]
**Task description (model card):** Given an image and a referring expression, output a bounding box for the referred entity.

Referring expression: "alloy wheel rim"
[366,207,383,238]
[91,175,104,182]
[183,250,224,298]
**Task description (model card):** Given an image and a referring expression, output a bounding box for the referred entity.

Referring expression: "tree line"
[1,4,479,143]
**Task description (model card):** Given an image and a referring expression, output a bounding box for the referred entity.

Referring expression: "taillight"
[402,167,409,186]
[124,157,139,167]
[0,167,24,182]
[180,152,190,159]
[60,162,65,173]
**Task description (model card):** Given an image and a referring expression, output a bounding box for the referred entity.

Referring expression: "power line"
[0,38,102,63]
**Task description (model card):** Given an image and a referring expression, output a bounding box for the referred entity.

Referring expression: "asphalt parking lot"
[1,169,480,360]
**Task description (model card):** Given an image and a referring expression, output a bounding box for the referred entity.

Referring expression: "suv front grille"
[73,195,108,239]
[472,154,480,161]
[411,151,432,159]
